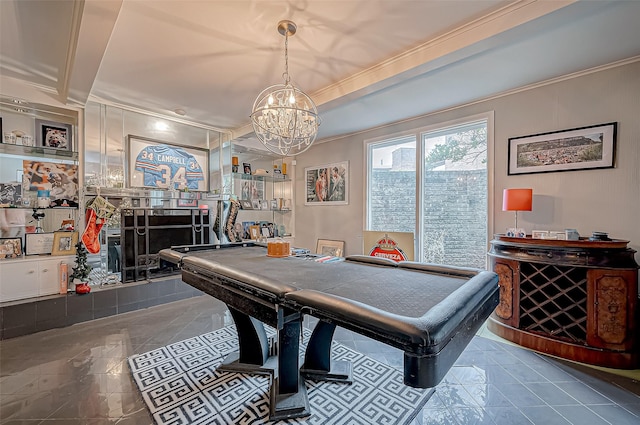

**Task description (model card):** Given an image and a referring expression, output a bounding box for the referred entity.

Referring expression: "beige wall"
[294,60,640,267]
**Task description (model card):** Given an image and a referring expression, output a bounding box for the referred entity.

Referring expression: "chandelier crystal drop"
[250,20,320,157]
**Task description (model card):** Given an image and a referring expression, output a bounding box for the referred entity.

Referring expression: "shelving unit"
[229,151,294,241]
[1,96,80,302]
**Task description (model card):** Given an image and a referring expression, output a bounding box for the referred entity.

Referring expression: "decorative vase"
[75,282,91,294]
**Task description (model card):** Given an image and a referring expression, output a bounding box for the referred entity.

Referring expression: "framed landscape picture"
[508,122,616,175]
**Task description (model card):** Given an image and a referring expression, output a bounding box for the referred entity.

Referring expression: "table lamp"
[502,188,532,236]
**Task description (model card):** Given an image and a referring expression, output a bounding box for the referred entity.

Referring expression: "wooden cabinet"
[0,255,75,302]
[487,235,639,369]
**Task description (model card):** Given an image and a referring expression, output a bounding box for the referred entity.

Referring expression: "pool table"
[160,243,499,420]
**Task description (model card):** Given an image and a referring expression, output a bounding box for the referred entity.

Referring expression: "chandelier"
[250,20,320,157]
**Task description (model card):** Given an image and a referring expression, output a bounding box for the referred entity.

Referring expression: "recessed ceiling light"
[174,108,186,116]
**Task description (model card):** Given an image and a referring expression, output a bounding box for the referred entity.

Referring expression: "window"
[366,115,490,268]
[367,135,416,233]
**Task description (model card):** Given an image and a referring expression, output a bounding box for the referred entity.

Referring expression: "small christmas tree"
[70,241,92,283]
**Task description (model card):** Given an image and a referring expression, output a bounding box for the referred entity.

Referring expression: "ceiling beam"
[65,0,124,105]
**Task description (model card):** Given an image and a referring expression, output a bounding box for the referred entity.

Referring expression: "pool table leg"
[269,316,311,420]
[300,320,353,384]
[217,307,274,373]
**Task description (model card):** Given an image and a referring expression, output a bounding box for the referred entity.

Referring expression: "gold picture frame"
[249,225,261,240]
[51,231,78,256]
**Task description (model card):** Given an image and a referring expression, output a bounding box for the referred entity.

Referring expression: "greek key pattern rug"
[128,325,433,424]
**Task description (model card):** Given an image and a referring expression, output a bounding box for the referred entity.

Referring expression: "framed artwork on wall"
[305,161,348,205]
[35,119,73,151]
[126,135,209,191]
[508,122,617,175]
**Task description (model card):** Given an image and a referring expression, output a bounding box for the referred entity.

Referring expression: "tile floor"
[0,295,639,424]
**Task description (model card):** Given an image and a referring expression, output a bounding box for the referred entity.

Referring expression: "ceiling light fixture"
[250,20,320,157]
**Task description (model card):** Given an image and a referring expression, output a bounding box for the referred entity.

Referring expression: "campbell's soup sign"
[366,233,412,262]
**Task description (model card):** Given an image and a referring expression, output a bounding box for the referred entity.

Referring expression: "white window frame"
[364,111,495,265]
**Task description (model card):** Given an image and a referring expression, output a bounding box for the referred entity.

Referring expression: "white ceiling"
[1,0,640,145]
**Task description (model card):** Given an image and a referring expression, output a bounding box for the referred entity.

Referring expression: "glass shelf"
[0,206,76,210]
[0,143,78,161]
[231,172,289,182]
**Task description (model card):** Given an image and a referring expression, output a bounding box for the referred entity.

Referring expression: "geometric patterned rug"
[128,325,434,424]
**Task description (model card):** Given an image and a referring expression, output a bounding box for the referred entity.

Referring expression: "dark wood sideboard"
[487,235,639,369]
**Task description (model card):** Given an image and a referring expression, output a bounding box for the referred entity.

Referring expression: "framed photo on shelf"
[0,237,23,259]
[51,231,78,256]
[243,163,252,175]
[35,119,73,151]
[0,183,22,206]
[249,225,260,240]
[126,135,209,191]
[177,199,198,207]
[239,200,253,209]
[25,232,55,255]
[305,161,348,205]
[316,239,345,257]
[242,221,255,239]
[508,122,617,175]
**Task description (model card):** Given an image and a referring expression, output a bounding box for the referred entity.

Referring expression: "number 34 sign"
[127,135,209,192]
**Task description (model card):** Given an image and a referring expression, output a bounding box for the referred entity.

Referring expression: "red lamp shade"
[502,188,532,212]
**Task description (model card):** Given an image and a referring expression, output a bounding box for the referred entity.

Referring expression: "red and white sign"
[368,233,408,262]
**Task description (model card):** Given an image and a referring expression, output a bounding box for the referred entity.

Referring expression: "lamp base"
[506,228,526,238]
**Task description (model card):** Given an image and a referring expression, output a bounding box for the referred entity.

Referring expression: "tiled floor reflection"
[1,296,639,424]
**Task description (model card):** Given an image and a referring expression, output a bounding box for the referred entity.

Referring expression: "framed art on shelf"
[177,199,198,207]
[25,232,55,255]
[249,225,260,240]
[0,183,22,206]
[127,135,209,191]
[35,119,73,151]
[0,237,22,259]
[305,161,348,205]
[22,161,79,207]
[316,239,345,257]
[508,122,617,175]
[51,231,78,256]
